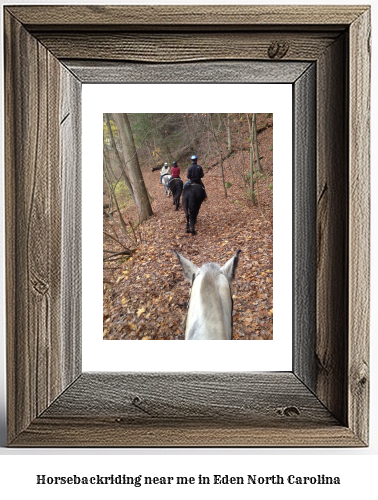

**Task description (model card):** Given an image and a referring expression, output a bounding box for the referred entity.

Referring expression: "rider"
[160,162,169,184]
[184,155,208,200]
[169,161,180,187]
[170,161,180,178]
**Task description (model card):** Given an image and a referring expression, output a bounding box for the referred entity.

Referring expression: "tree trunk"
[246,114,257,205]
[249,144,256,205]
[219,155,227,198]
[216,113,224,133]
[103,150,115,211]
[251,114,266,220]
[209,114,227,198]
[227,114,232,152]
[252,113,263,173]
[113,113,153,222]
[104,113,135,204]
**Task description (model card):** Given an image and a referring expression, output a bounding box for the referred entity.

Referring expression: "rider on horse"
[171,161,180,178]
[160,162,170,184]
[168,161,180,187]
[184,155,208,200]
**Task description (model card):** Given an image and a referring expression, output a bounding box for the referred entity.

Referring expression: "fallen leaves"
[103,114,273,340]
[137,306,146,317]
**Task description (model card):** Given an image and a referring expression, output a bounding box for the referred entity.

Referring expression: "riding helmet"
[173,161,178,167]
[191,155,197,161]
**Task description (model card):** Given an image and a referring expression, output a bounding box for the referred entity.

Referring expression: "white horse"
[175,250,241,340]
[160,164,172,196]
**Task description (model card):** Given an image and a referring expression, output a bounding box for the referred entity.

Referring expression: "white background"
[82,83,292,371]
[0,0,377,499]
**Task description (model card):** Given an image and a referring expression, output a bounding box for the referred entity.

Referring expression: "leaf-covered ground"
[103,117,273,340]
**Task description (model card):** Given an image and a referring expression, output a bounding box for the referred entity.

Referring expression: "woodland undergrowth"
[103,115,273,340]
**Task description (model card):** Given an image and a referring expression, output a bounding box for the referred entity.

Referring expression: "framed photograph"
[86,86,290,372]
[4,5,370,447]
[100,104,277,345]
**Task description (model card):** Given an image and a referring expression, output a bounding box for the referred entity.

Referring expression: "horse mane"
[186,263,232,340]
[199,264,229,314]
[175,251,240,340]
[199,263,222,291]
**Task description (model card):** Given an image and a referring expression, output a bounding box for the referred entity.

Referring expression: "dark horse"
[182,183,205,235]
[169,178,183,210]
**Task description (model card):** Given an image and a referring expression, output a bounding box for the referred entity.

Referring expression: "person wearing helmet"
[168,160,181,188]
[160,162,169,183]
[184,155,208,200]
[171,161,180,178]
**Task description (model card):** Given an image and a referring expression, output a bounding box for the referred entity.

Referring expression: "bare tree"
[227,114,232,152]
[247,113,267,220]
[252,113,263,173]
[103,150,139,279]
[104,113,135,204]
[208,114,228,198]
[246,113,257,205]
[113,113,153,223]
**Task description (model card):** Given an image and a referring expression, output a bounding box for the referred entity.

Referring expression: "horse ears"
[175,250,241,283]
[174,251,199,282]
[221,250,241,283]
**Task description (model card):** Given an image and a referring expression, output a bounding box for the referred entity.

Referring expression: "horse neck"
[185,269,232,340]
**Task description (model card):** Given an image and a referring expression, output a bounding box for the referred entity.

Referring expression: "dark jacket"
[187,162,204,183]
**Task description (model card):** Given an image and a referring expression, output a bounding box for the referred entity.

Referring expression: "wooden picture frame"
[4,5,370,447]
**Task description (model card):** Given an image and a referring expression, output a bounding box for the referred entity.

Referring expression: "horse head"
[175,250,241,340]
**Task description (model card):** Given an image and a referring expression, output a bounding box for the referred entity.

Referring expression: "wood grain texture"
[5,12,62,442]
[66,60,312,84]
[4,5,370,447]
[7,5,367,29]
[4,11,80,444]
[12,373,362,447]
[11,419,363,448]
[348,9,371,445]
[293,65,316,390]
[316,33,349,427]
[41,373,336,422]
[60,68,82,388]
[36,32,339,63]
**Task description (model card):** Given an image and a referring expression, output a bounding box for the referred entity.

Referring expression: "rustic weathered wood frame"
[4,5,370,447]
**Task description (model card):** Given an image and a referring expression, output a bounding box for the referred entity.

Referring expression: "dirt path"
[103,151,273,340]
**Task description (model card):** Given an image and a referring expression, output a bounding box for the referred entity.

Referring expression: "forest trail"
[103,118,273,340]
